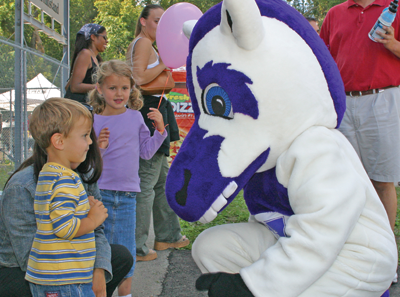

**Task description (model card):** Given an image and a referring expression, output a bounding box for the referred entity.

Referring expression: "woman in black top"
[65,23,108,103]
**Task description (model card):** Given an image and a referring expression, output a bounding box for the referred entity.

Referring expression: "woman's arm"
[84,181,112,282]
[69,49,97,93]
[1,184,36,271]
[131,38,166,86]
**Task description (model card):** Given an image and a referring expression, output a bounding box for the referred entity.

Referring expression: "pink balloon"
[157,3,203,69]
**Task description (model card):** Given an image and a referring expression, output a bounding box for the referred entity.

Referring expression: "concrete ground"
[113,221,400,297]
[112,220,206,297]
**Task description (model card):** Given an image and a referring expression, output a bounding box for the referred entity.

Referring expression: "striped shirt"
[25,163,95,285]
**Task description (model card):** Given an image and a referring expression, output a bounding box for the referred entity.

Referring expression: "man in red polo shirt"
[320,0,400,247]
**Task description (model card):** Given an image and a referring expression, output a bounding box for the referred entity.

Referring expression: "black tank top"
[82,58,98,84]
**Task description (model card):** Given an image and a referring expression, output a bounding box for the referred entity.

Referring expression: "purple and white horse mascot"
[165,0,397,296]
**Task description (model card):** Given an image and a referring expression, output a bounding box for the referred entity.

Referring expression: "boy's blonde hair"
[89,60,143,114]
[29,98,92,150]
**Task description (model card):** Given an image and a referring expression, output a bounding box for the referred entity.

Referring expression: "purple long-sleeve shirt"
[93,109,167,192]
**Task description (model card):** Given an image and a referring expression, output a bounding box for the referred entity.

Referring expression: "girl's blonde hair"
[89,60,143,114]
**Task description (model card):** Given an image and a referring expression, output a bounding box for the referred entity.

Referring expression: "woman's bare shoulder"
[74,49,92,66]
[76,49,92,61]
[135,37,153,48]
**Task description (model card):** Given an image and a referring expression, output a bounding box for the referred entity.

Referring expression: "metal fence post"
[14,0,24,168]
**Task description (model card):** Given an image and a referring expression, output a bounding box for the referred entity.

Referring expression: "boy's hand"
[88,195,96,207]
[98,127,110,149]
[88,199,108,228]
[148,108,165,133]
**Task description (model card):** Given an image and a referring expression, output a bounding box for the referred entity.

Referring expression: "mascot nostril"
[175,169,192,206]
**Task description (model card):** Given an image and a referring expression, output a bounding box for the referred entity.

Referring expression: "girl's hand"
[148,108,165,134]
[98,128,110,149]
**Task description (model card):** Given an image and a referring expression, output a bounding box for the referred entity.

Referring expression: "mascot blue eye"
[202,84,233,119]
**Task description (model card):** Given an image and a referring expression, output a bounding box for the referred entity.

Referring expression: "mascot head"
[166,0,346,223]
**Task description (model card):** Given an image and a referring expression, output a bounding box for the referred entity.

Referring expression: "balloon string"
[157,69,171,110]
[152,69,172,132]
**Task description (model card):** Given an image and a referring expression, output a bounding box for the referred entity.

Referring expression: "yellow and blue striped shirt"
[25,163,95,285]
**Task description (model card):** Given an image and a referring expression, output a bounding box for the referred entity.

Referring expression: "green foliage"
[0,163,14,190]
[159,0,222,13]
[395,187,400,263]
[70,0,99,56]
[0,44,15,89]
[287,0,342,23]
[94,0,141,60]
[0,0,14,38]
[179,191,250,250]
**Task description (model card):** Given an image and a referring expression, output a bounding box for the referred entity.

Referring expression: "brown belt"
[345,85,398,97]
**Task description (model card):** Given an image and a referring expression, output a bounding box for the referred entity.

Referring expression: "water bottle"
[369,0,398,41]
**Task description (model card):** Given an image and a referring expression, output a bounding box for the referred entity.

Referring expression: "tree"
[0,0,14,38]
[70,0,98,55]
[286,0,342,23]
[94,0,141,60]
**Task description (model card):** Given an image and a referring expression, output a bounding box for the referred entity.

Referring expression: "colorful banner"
[166,70,194,163]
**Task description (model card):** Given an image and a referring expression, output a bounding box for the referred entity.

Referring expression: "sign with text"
[167,70,195,164]
[30,0,64,26]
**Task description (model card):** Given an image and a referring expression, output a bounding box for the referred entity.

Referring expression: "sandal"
[154,236,190,251]
[136,249,158,262]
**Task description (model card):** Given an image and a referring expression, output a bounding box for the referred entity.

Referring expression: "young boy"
[25,98,108,297]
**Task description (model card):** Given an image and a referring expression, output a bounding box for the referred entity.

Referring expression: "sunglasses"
[95,34,108,42]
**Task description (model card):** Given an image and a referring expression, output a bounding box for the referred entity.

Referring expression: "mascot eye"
[202,84,233,119]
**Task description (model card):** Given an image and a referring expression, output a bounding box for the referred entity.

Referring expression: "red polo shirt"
[320,0,400,92]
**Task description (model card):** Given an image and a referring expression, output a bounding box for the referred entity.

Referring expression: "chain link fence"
[0,36,67,182]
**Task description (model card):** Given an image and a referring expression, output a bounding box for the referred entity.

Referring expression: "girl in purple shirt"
[89,60,167,297]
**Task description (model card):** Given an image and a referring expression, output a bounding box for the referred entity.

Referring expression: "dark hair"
[70,26,106,76]
[135,4,164,37]
[4,129,102,188]
[306,17,317,22]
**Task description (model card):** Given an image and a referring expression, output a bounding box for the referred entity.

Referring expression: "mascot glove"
[196,272,254,297]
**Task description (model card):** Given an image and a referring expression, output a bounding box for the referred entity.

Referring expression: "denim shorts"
[29,282,94,297]
[100,190,137,278]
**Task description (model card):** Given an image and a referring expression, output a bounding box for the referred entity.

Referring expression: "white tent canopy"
[0,73,61,109]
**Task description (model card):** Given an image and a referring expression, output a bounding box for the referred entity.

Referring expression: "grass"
[0,161,14,191]
[394,187,400,260]
[182,187,400,261]
[179,190,249,250]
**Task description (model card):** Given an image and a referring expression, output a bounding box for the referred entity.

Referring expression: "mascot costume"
[165,0,398,296]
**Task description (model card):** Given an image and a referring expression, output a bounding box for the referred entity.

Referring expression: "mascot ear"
[183,20,198,39]
[220,0,265,50]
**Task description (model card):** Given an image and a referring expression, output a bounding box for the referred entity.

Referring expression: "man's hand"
[196,273,254,297]
[376,25,400,58]
[92,268,107,297]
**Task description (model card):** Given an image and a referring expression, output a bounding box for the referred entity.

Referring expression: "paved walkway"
[122,232,400,297]
[127,247,400,297]
[116,219,400,296]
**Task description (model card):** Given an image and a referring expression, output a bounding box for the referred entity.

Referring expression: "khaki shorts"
[339,86,400,183]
